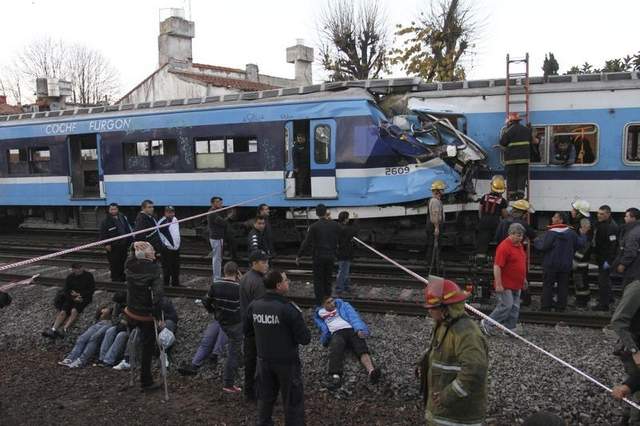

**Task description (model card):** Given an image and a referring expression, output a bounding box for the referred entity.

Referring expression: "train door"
[309,119,337,198]
[68,134,102,199]
[285,120,311,198]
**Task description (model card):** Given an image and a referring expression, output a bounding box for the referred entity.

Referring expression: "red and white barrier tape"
[0,191,282,275]
[353,237,640,411]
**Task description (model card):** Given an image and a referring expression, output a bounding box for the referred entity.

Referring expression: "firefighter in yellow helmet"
[476,176,508,260]
[416,276,488,425]
[427,180,446,274]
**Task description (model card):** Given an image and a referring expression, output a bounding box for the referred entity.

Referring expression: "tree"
[318,0,390,81]
[5,37,119,105]
[392,0,477,82]
[566,52,640,74]
[542,52,559,76]
[0,62,25,105]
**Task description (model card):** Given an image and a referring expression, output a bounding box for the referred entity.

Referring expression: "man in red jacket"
[481,223,527,336]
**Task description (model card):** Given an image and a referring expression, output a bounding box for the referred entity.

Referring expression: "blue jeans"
[483,289,521,332]
[210,239,224,280]
[99,325,129,365]
[221,322,243,387]
[336,260,351,292]
[67,321,111,365]
[192,320,228,367]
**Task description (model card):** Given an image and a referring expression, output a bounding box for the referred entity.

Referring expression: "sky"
[0,0,638,102]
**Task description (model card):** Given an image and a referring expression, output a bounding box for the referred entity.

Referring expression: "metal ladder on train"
[505,53,530,124]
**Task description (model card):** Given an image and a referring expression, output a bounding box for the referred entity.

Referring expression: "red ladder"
[505,53,530,124]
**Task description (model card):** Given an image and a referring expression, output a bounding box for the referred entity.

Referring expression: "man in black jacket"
[592,205,619,310]
[258,204,275,256]
[500,112,533,200]
[245,269,311,425]
[247,215,270,258]
[616,208,640,286]
[292,134,310,197]
[134,200,162,254]
[123,241,164,391]
[296,204,340,305]
[336,211,358,294]
[239,250,269,402]
[43,263,95,338]
[99,203,133,282]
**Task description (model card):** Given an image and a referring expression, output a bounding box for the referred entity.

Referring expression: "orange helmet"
[424,276,469,308]
[507,112,521,122]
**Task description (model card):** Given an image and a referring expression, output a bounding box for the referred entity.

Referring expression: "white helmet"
[571,199,590,217]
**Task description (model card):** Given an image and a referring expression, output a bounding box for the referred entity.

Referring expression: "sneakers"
[67,359,83,369]
[223,385,242,394]
[178,363,199,376]
[113,360,130,371]
[369,368,381,384]
[328,374,342,390]
[58,358,73,366]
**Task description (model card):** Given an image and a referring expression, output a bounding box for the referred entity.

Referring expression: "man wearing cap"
[481,223,527,335]
[123,241,164,391]
[427,180,445,275]
[239,249,269,402]
[495,199,537,244]
[500,112,533,200]
[417,276,488,425]
[476,175,508,260]
[158,206,181,287]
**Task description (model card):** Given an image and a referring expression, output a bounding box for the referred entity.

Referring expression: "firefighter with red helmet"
[416,276,488,426]
[500,112,533,200]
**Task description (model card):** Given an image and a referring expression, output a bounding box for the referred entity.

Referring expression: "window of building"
[625,124,640,163]
[314,125,331,164]
[549,124,597,165]
[195,138,225,169]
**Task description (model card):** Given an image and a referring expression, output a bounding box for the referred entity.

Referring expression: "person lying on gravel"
[314,296,381,390]
[58,305,113,368]
[418,276,488,426]
[43,263,96,339]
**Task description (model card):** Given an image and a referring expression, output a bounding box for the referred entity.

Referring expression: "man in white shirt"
[314,297,381,389]
[158,206,181,287]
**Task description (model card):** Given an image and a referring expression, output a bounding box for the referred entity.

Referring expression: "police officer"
[615,208,640,286]
[476,175,508,260]
[245,269,311,426]
[427,180,445,275]
[500,112,533,200]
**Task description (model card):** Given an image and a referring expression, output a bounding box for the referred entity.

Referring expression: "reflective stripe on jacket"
[500,123,532,165]
[419,303,488,425]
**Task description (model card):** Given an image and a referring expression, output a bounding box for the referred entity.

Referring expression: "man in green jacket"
[417,276,489,426]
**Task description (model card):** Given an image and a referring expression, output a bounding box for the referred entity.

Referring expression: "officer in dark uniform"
[99,203,133,282]
[500,112,533,200]
[245,269,311,426]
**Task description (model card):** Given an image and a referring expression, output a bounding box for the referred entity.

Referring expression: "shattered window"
[314,125,330,164]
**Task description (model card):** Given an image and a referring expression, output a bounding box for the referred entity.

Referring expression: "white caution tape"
[0,191,283,275]
[353,237,640,411]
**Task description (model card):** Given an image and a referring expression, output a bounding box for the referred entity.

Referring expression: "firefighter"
[500,112,533,201]
[476,175,508,261]
[417,276,488,426]
[427,180,445,275]
[570,199,593,308]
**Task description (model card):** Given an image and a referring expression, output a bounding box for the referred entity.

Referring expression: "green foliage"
[542,52,559,76]
[566,52,640,74]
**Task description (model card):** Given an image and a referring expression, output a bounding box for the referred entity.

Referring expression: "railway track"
[0,270,611,329]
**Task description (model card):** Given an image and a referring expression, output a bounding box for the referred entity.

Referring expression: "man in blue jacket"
[535,212,588,311]
[314,296,381,389]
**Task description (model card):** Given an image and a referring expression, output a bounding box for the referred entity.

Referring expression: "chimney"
[0,95,6,105]
[245,64,259,81]
[158,10,195,68]
[286,39,314,85]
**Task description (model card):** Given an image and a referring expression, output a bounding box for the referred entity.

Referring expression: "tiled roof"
[171,71,280,91]
[192,63,244,74]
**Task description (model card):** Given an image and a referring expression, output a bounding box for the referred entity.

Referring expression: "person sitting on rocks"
[58,305,113,368]
[97,292,129,367]
[313,296,381,389]
[43,263,95,339]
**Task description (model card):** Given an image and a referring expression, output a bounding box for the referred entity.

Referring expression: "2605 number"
[385,166,410,176]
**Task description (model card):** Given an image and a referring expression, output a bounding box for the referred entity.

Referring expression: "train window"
[7,148,29,174]
[625,124,640,163]
[194,138,225,169]
[150,139,178,157]
[314,125,330,164]
[530,126,546,164]
[81,148,98,160]
[29,147,50,174]
[226,137,258,153]
[549,124,597,165]
[124,142,150,157]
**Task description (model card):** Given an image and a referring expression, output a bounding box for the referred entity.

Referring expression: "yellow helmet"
[512,199,533,213]
[431,180,446,191]
[490,175,506,193]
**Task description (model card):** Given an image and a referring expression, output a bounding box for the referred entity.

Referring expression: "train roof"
[1,71,638,126]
